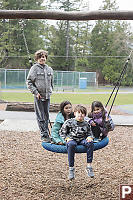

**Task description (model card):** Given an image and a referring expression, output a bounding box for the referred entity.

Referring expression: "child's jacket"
[26,63,53,99]
[60,118,93,142]
[89,111,114,136]
[51,112,66,144]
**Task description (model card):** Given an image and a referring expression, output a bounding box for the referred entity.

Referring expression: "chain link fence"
[0,68,97,90]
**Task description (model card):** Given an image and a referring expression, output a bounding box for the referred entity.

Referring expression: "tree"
[72,21,92,71]
[0,0,46,68]
[90,0,133,85]
[0,19,10,66]
[47,22,74,70]
[46,0,82,71]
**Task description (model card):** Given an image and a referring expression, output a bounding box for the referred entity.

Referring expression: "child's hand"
[105,116,109,121]
[86,136,93,142]
[65,137,73,143]
[91,122,96,126]
[57,142,64,145]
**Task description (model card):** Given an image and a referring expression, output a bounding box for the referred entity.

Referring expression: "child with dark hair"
[88,101,114,141]
[60,105,94,180]
[51,100,74,145]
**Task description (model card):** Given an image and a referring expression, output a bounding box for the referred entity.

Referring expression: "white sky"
[87,0,133,10]
[47,0,133,30]
[83,0,133,30]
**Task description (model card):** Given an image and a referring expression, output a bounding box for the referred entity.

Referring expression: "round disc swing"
[42,137,109,153]
[20,19,131,154]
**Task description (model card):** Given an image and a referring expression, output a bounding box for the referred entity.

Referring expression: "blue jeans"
[67,139,94,167]
[34,97,50,139]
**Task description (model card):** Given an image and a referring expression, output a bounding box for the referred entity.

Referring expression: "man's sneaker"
[69,167,75,180]
[42,137,51,143]
[86,166,94,178]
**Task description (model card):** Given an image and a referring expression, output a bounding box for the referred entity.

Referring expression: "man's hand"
[36,93,42,99]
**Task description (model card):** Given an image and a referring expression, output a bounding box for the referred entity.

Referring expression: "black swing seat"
[42,136,109,153]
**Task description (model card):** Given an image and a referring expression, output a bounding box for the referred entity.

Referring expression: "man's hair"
[74,105,87,116]
[35,49,48,61]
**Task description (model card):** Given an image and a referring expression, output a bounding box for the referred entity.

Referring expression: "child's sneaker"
[69,167,75,180]
[86,166,94,178]
[94,138,101,143]
[93,138,99,143]
[41,136,51,143]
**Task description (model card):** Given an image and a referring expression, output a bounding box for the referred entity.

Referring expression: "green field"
[0,90,133,105]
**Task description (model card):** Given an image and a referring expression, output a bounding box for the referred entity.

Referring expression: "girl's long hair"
[59,100,73,120]
[90,101,106,120]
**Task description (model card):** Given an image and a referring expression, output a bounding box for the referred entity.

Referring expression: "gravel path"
[0,126,133,200]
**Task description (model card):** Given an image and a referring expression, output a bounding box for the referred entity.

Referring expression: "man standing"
[26,49,53,142]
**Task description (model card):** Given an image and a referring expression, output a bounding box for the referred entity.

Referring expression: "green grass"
[52,93,133,105]
[0,91,133,105]
[0,92,34,102]
[54,87,113,92]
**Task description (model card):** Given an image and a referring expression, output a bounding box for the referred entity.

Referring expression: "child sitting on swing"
[59,105,94,180]
[51,100,74,145]
[88,101,114,141]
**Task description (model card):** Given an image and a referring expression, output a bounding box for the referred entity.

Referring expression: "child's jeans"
[67,139,94,167]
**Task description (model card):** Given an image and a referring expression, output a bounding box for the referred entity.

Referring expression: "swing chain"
[106,51,132,117]
[19,20,53,131]
[19,20,32,67]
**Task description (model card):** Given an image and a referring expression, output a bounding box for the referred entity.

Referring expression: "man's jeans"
[67,139,94,167]
[34,97,50,139]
